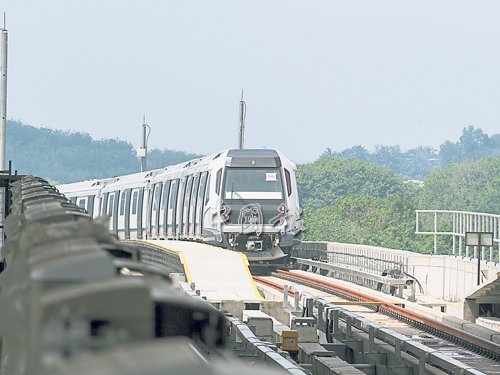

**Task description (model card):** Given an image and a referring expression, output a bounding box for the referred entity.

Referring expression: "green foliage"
[417,158,500,214]
[147,148,203,170]
[6,120,202,183]
[301,195,438,253]
[319,126,500,181]
[298,155,500,253]
[296,157,414,209]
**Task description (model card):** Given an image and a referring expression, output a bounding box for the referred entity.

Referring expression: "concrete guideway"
[145,240,263,302]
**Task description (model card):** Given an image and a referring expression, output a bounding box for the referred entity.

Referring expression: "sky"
[1,1,500,164]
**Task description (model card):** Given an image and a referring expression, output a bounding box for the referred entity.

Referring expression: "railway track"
[253,270,500,375]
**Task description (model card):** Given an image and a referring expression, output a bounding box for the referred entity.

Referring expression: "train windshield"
[224,167,283,200]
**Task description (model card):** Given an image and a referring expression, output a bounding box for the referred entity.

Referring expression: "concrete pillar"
[463,298,479,322]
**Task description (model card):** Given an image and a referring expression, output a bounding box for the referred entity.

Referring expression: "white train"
[57,149,302,263]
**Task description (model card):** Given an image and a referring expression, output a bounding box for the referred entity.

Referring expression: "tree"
[339,145,371,162]
[416,158,500,214]
[402,146,437,180]
[301,194,436,253]
[147,149,203,170]
[5,120,202,183]
[296,157,413,209]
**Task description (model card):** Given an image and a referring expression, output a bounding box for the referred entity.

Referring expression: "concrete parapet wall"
[322,242,500,302]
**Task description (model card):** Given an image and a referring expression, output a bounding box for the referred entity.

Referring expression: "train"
[57,149,302,263]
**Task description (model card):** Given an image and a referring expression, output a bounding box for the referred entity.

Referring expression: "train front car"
[203,149,302,264]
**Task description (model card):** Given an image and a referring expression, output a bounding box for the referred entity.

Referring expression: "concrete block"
[246,316,273,342]
[442,316,466,330]
[462,323,496,341]
[299,343,333,364]
[492,335,500,345]
[313,356,365,375]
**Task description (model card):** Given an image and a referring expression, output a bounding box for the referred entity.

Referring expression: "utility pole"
[238,91,246,149]
[1,14,7,171]
[137,116,150,172]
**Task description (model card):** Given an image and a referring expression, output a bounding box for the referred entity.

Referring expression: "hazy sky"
[2,1,500,163]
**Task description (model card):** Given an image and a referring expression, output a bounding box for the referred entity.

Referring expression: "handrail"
[415,209,500,259]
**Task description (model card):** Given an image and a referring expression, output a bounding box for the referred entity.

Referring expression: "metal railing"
[416,210,500,261]
[292,241,407,275]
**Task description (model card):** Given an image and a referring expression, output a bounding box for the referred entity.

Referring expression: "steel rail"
[266,270,500,361]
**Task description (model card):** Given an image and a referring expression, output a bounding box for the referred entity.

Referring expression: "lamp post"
[137,116,150,172]
[1,16,7,171]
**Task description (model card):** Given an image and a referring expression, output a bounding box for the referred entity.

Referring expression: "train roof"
[57,149,289,193]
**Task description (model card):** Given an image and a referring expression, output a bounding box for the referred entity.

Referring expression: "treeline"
[298,155,500,254]
[7,119,500,255]
[320,126,500,181]
[6,120,202,183]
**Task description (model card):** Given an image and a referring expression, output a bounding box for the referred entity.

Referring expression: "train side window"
[215,168,222,195]
[87,195,95,217]
[132,191,138,214]
[137,188,144,238]
[101,193,109,215]
[108,194,114,216]
[169,180,178,209]
[120,191,126,215]
[205,174,211,205]
[184,176,193,207]
[169,180,179,234]
[191,174,200,206]
[154,183,162,209]
[124,189,132,238]
[284,168,292,197]
[78,199,86,209]
[198,172,207,202]
[161,181,171,209]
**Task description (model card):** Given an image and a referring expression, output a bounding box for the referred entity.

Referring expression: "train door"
[108,193,114,232]
[137,187,145,239]
[106,193,114,231]
[117,191,125,239]
[107,192,119,235]
[182,176,193,239]
[129,189,140,239]
[175,178,186,239]
[123,189,132,239]
[87,195,95,217]
[167,179,179,238]
[188,174,200,239]
[100,192,109,216]
[151,183,162,239]
[144,185,153,238]
[159,180,171,238]
[195,172,208,240]
[117,190,127,239]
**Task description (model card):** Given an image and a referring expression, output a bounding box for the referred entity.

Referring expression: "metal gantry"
[416,209,500,261]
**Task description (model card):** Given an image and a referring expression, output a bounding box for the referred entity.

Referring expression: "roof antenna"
[238,90,246,149]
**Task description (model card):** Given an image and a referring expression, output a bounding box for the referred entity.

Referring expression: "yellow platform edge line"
[239,253,265,301]
[124,240,192,284]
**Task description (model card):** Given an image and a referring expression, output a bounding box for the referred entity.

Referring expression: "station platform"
[145,241,263,302]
